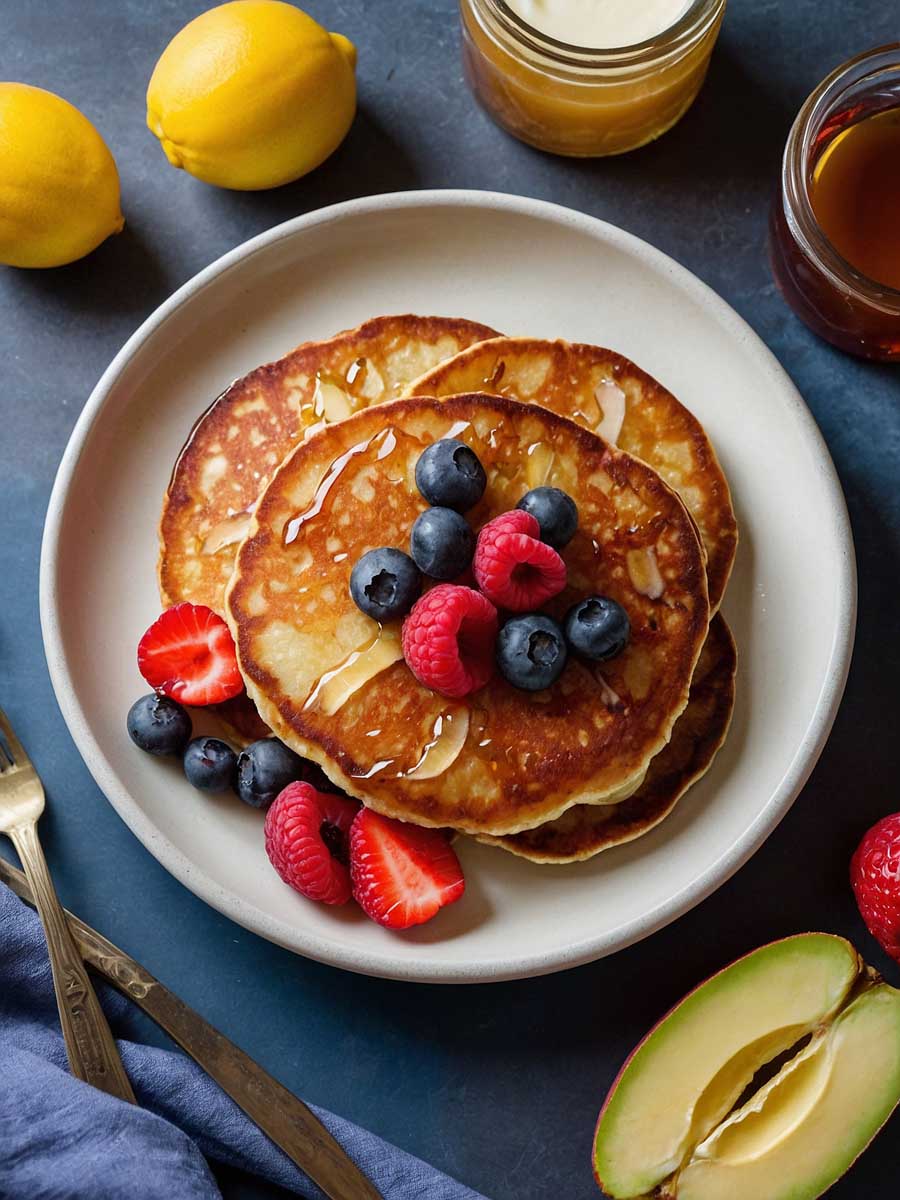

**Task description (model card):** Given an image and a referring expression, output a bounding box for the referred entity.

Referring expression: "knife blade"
[0,855,383,1200]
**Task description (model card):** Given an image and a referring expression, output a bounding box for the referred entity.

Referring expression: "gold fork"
[0,706,134,1101]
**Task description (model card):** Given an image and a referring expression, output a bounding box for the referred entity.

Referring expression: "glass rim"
[783,42,900,310]
[474,0,722,67]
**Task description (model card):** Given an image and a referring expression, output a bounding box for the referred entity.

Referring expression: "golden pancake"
[482,614,736,861]
[405,337,737,611]
[226,393,710,836]
[159,314,498,615]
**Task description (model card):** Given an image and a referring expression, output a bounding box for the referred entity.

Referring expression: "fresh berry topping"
[349,808,465,929]
[410,507,475,581]
[137,603,243,706]
[302,760,343,794]
[473,510,567,611]
[851,813,900,964]
[235,737,310,809]
[496,613,568,691]
[402,584,497,699]
[265,782,360,906]
[183,737,237,793]
[516,486,578,550]
[415,438,487,512]
[127,694,192,757]
[350,547,421,622]
[564,596,630,661]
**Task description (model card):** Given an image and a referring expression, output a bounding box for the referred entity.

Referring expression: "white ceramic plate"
[41,191,855,983]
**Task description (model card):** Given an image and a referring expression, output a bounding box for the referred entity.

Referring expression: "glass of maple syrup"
[770,44,900,361]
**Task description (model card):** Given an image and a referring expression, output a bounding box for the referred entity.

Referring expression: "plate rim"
[39,188,857,983]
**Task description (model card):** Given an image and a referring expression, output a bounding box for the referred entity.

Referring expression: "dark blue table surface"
[2,2,899,1197]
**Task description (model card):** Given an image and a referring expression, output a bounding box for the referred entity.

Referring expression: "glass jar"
[459,0,726,157]
[770,44,900,362]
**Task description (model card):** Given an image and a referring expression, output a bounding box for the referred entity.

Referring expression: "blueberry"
[565,596,630,661]
[301,761,343,794]
[350,548,421,621]
[183,737,237,793]
[236,738,309,808]
[516,487,578,549]
[415,438,487,512]
[410,507,475,580]
[127,694,192,757]
[496,614,567,691]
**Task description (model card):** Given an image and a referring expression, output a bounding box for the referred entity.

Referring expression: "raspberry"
[401,584,498,699]
[264,782,360,906]
[851,812,900,964]
[473,510,567,612]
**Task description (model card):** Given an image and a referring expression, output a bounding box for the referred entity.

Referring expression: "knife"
[0,856,383,1200]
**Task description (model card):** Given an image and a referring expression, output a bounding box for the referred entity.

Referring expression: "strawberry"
[138,603,243,706]
[851,812,900,964]
[349,808,465,929]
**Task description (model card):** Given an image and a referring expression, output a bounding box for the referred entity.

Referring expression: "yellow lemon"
[0,83,123,269]
[146,0,357,191]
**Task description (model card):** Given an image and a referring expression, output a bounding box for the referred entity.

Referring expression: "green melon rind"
[675,984,900,1200]
[593,933,862,1198]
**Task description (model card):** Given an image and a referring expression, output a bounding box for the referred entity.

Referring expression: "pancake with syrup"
[159,314,498,614]
[405,337,737,612]
[158,314,497,741]
[482,614,736,861]
[226,393,710,837]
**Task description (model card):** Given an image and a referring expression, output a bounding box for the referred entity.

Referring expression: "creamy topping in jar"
[505,0,693,48]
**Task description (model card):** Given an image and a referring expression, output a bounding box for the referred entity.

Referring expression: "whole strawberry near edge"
[851,812,900,965]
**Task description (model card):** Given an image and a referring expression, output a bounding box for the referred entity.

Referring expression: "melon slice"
[593,934,864,1198]
[675,984,900,1200]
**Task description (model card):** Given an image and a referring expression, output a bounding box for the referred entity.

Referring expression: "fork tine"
[0,706,28,768]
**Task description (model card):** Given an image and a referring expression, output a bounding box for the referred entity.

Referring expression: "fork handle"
[11,821,135,1103]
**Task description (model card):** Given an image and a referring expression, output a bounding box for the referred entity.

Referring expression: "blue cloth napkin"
[0,881,486,1200]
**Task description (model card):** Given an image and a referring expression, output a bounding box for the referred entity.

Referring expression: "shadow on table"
[8,222,169,320]
[199,103,421,230]
[633,39,797,184]
[517,38,796,206]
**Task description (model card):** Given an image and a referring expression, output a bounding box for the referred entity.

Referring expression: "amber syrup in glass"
[771,46,900,361]
[810,106,900,291]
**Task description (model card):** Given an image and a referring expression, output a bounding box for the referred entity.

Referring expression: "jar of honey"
[459,0,726,157]
[770,44,900,361]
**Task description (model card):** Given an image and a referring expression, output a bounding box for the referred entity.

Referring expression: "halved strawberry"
[138,603,243,706]
[349,808,465,929]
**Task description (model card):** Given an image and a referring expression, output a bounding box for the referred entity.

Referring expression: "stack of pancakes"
[159,316,737,863]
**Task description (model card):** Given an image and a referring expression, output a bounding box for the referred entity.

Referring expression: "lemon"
[146,0,357,191]
[0,83,123,269]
